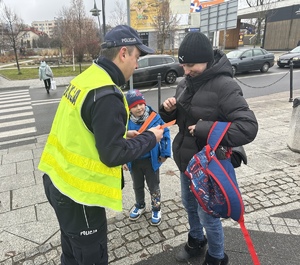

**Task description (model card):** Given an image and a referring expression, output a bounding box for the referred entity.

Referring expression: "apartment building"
[31,20,56,38]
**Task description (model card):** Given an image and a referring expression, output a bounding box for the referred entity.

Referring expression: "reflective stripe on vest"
[39,63,129,211]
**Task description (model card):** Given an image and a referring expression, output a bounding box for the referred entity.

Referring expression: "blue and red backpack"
[185,121,260,265]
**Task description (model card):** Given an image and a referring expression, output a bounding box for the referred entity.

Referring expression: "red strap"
[238,217,261,265]
[138,112,157,133]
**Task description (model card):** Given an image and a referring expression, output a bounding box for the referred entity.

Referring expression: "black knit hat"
[178,32,214,64]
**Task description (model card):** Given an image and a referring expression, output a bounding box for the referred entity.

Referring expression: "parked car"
[226,48,275,75]
[277,46,300,68]
[130,54,184,87]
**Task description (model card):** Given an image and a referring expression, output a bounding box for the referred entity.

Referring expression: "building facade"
[31,20,56,38]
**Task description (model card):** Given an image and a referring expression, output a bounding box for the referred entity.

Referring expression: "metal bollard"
[287,97,300,152]
[289,59,294,102]
[157,73,161,111]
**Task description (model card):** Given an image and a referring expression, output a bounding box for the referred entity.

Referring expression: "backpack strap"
[239,218,261,265]
[207,122,261,265]
[207,122,231,151]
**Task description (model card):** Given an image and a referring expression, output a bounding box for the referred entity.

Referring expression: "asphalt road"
[1,67,300,149]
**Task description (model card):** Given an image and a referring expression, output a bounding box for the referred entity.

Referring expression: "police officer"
[39,25,164,265]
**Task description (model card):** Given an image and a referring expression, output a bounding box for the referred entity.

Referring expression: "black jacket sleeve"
[82,89,157,167]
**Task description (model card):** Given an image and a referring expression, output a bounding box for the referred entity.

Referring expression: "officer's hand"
[148,125,163,142]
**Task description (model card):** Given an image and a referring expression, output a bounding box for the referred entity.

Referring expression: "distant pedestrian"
[123,89,171,226]
[297,40,300,46]
[39,60,53,94]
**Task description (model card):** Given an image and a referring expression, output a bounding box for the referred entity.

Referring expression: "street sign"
[200,0,238,33]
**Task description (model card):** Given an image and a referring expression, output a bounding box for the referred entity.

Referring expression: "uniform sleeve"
[89,93,158,167]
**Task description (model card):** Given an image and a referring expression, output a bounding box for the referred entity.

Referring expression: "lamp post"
[90,0,102,39]
[101,0,106,37]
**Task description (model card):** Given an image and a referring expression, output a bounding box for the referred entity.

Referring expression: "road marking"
[0,89,36,148]
[0,95,30,103]
[0,89,28,95]
[31,98,61,106]
[0,118,35,129]
[0,111,34,120]
[0,105,32,114]
[0,101,33,109]
[0,127,36,138]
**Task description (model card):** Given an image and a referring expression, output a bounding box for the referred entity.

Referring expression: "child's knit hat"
[126,89,146,109]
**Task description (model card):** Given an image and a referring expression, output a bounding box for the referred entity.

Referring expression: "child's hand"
[126,130,139,139]
[122,164,129,171]
[158,157,167,163]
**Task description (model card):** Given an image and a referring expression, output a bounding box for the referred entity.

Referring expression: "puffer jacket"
[159,49,258,172]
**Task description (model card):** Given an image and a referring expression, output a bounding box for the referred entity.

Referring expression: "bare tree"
[0,3,24,74]
[109,0,127,27]
[59,0,99,72]
[244,0,277,47]
[151,0,180,54]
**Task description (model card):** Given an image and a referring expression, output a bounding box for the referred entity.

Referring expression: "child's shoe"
[129,203,145,220]
[151,209,161,226]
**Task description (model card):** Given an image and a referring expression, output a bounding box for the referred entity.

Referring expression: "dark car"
[132,54,184,87]
[226,48,275,75]
[277,46,300,68]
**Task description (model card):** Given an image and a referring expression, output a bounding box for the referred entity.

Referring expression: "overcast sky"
[6,0,248,26]
[6,0,122,25]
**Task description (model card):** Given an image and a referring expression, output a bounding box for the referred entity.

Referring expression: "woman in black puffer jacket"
[159,32,258,265]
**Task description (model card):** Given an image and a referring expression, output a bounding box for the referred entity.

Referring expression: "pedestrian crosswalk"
[0,89,37,149]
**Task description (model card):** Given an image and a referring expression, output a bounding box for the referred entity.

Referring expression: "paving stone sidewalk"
[0,89,300,265]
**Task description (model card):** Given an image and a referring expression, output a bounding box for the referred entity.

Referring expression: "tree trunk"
[13,47,21,75]
[72,48,75,71]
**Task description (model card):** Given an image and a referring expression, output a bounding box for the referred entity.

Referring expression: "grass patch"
[0,65,90,80]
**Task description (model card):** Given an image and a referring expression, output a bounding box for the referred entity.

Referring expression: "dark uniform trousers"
[43,174,108,265]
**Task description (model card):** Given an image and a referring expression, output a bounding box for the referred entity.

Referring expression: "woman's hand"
[188,125,196,136]
[163,97,177,112]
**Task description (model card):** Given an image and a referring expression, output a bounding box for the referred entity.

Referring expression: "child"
[124,89,171,226]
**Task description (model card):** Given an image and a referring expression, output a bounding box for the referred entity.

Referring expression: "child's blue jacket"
[127,106,171,172]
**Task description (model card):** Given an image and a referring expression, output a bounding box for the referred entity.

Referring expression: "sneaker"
[175,235,207,262]
[202,251,229,265]
[129,203,145,220]
[151,210,161,226]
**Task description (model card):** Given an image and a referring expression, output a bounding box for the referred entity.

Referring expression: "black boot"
[202,251,229,265]
[175,234,207,262]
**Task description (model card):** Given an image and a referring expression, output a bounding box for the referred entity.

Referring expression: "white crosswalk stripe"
[0,89,36,148]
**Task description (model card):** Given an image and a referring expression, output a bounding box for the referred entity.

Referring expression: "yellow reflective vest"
[38,63,129,211]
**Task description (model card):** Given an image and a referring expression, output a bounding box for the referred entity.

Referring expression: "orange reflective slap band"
[160,120,176,129]
[138,112,157,133]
